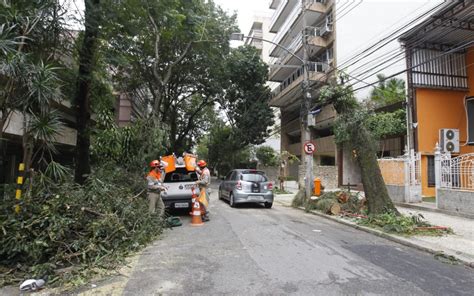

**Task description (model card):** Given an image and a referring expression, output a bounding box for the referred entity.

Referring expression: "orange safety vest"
[147,169,162,181]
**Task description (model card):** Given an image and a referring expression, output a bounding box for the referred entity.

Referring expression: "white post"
[404,150,410,203]
[434,143,441,209]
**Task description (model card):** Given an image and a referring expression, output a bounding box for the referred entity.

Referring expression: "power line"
[346,9,474,89]
[337,2,445,71]
[336,0,434,65]
[343,3,474,85]
[305,1,443,87]
[350,40,474,93]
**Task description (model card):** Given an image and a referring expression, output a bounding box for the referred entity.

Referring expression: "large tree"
[74,0,101,184]
[319,82,399,215]
[0,1,69,171]
[103,0,237,153]
[219,45,275,148]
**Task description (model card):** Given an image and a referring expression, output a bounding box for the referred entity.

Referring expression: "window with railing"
[272,62,328,98]
[411,48,468,89]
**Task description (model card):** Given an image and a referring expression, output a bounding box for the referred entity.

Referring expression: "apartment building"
[266,0,444,188]
[267,0,337,187]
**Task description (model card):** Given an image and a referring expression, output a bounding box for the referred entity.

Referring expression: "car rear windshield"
[241,171,268,182]
[164,168,198,183]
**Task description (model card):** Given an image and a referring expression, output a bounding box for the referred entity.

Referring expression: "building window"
[326,10,333,24]
[320,156,335,166]
[466,96,474,145]
[411,49,467,89]
[427,156,435,187]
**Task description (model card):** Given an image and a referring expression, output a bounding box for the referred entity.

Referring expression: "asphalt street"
[119,186,474,296]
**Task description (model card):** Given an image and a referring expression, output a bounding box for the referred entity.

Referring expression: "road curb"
[296,206,474,268]
[395,203,474,220]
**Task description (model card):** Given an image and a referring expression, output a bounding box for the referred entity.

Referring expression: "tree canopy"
[219,46,275,148]
[369,74,406,107]
[102,0,238,153]
[319,81,399,215]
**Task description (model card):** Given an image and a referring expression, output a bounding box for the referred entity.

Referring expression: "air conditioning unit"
[439,128,460,153]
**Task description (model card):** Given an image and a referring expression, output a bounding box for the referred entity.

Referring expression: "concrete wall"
[437,188,474,215]
[257,165,279,184]
[386,185,406,203]
[3,111,77,146]
[342,146,362,186]
[314,165,338,189]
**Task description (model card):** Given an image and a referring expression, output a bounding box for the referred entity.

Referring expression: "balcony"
[309,104,336,130]
[314,135,336,155]
[268,28,332,81]
[270,62,328,107]
[269,0,327,35]
[288,142,302,156]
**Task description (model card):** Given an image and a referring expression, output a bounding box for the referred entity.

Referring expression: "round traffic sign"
[304,141,316,155]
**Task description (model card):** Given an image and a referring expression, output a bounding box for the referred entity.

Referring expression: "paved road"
[120,187,474,296]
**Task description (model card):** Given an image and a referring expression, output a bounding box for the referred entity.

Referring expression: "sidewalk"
[273,193,474,266]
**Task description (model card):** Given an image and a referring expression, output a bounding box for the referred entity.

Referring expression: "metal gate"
[440,153,474,191]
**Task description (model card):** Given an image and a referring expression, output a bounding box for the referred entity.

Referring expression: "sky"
[214,0,271,35]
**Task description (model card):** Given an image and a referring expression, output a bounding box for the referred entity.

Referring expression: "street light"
[230,32,314,199]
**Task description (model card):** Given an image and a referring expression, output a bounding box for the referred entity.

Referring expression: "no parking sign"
[304,141,316,155]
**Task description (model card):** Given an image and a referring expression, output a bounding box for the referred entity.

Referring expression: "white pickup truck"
[160,165,198,210]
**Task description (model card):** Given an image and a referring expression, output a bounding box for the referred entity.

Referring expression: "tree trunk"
[352,126,399,215]
[74,0,100,184]
[168,108,177,153]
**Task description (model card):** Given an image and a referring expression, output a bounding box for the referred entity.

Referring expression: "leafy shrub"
[0,163,164,287]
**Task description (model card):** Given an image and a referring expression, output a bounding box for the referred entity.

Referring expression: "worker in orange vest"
[195,160,210,221]
[146,159,168,216]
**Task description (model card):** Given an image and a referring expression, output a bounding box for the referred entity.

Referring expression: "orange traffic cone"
[190,199,204,226]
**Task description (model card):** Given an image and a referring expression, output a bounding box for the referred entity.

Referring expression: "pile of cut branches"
[358,212,452,236]
[0,163,165,287]
[305,191,364,215]
[302,191,452,236]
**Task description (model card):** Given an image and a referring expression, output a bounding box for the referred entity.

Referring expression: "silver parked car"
[218,169,274,208]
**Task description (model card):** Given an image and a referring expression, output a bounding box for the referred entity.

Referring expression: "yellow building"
[400,1,474,197]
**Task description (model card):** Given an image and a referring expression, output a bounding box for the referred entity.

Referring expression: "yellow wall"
[415,47,474,196]
[416,88,472,154]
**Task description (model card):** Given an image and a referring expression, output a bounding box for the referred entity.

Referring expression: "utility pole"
[301,0,314,199]
[230,0,316,198]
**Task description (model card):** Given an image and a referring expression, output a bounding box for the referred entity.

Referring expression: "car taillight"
[268,182,273,190]
[236,181,242,190]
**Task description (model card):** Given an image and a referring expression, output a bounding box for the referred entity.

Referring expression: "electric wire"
[303,1,445,87]
[350,40,474,93]
[337,2,445,69]
[344,4,474,85]
[346,10,474,89]
[336,0,434,65]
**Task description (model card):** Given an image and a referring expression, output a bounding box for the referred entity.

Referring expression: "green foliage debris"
[358,212,453,236]
[0,164,165,288]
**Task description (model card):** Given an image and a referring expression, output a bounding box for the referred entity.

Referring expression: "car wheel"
[264,202,273,209]
[229,193,235,208]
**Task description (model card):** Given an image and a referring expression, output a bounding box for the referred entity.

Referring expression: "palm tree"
[1,3,66,172]
[369,74,406,107]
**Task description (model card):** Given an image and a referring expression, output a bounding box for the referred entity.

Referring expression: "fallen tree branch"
[81,207,104,217]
